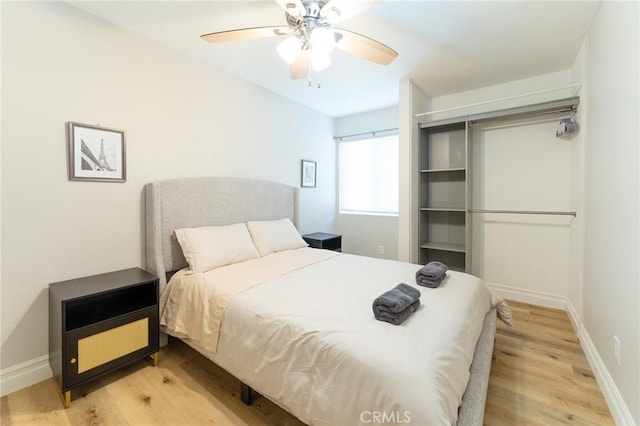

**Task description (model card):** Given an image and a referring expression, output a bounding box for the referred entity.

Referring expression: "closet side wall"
[399,79,429,263]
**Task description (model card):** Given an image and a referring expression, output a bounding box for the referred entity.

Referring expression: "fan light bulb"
[277,37,302,64]
[311,50,331,71]
[310,27,335,53]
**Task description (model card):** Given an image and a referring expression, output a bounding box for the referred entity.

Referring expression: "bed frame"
[144,176,496,425]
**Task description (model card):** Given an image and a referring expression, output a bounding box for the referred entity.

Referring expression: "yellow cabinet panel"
[77,318,148,374]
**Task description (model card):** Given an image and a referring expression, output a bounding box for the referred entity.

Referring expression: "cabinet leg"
[63,390,71,409]
[150,352,159,366]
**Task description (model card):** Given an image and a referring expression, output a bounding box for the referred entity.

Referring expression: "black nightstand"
[49,267,159,408]
[303,232,342,252]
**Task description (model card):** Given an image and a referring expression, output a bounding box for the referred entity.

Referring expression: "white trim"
[565,298,582,338]
[0,355,52,397]
[486,281,566,309]
[579,327,636,425]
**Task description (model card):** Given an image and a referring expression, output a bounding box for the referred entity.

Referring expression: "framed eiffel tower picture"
[67,122,126,182]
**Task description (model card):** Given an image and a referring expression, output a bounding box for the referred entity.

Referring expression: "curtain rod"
[468,209,576,217]
[415,84,581,118]
[334,127,398,142]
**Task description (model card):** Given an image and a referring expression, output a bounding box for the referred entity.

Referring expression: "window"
[338,134,399,215]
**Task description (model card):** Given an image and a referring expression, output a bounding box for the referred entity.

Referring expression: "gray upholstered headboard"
[145,177,299,292]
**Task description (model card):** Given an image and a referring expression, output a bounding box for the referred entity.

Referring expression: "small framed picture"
[67,122,126,182]
[301,159,316,188]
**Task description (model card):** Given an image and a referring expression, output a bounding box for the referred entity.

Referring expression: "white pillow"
[246,218,308,256]
[174,223,260,273]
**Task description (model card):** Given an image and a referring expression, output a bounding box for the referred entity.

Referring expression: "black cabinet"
[303,232,342,252]
[49,268,159,407]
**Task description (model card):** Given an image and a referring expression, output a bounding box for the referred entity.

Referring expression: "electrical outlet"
[613,335,620,366]
[378,245,385,255]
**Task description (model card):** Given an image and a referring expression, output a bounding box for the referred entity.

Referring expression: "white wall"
[0,1,336,392]
[470,117,572,307]
[334,107,399,259]
[582,1,639,423]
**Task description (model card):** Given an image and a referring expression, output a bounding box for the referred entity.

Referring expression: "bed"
[145,177,499,426]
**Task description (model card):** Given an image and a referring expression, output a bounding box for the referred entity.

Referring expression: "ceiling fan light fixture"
[310,27,335,53]
[277,36,302,64]
[200,0,397,80]
[321,6,341,23]
[311,50,331,71]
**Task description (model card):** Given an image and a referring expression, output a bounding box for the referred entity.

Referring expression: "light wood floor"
[1,301,613,425]
[484,301,613,426]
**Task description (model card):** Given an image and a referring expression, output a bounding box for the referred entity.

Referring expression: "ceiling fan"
[200,0,398,80]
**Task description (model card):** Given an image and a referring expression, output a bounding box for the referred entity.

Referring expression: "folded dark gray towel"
[373,283,421,325]
[374,300,420,325]
[396,282,421,300]
[374,283,421,312]
[416,261,448,288]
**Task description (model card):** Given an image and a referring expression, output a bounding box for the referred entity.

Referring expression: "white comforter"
[160,248,493,425]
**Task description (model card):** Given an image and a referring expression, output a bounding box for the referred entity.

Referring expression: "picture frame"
[301,159,316,188]
[67,121,126,182]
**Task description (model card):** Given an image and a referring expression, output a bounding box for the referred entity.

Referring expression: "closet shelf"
[420,207,466,212]
[420,241,466,253]
[420,168,466,173]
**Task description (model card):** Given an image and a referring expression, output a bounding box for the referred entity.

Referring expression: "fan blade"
[290,51,310,79]
[201,26,289,43]
[333,29,397,65]
[320,0,381,24]
[274,0,305,17]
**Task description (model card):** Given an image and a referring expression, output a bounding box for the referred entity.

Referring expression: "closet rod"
[467,105,576,127]
[468,209,576,217]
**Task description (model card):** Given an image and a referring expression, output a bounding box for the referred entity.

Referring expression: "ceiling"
[68,0,600,118]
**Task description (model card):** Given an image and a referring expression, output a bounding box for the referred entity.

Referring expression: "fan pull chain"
[307,79,322,88]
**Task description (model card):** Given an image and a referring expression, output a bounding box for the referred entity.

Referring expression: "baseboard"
[485,281,566,309]
[579,327,636,425]
[0,355,52,397]
[565,298,581,338]
[567,299,636,424]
